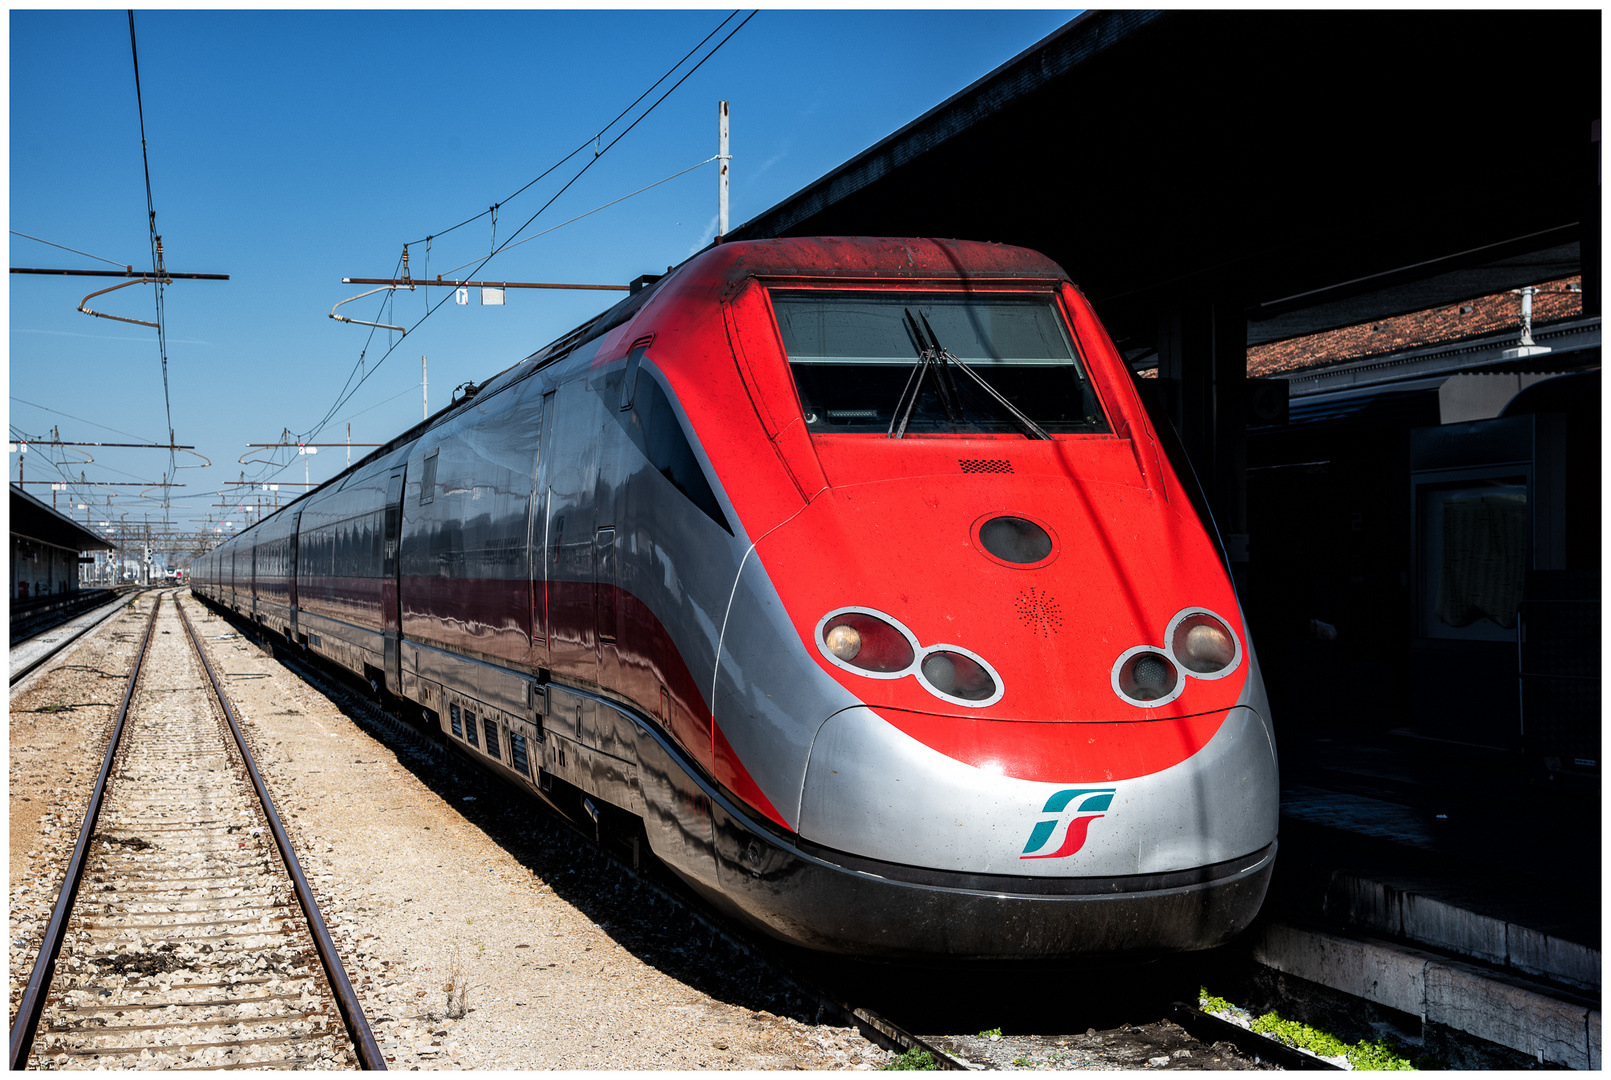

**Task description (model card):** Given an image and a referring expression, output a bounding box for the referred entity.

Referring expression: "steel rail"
[9,593,162,1069]
[173,597,385,1070]
[1167,1001,1343,1070]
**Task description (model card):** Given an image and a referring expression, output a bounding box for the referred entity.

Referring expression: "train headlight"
[815,609,1005,707]
[919,650,998,702]
[1166,608,1242,679]
[818,611,914,674]
[825,624,862,661]
[1112,646,1184,707]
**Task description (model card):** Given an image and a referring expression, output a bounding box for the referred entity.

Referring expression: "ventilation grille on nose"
[959,458,1014,474]
[1016,586,1064,637]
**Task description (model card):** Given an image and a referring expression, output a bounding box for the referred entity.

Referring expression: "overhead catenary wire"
[403,11,743,250]
[127,10,177,518]
[295,10,756,449]
[435,155,719,279]
[10,398,160,444]
[9,231,133,270]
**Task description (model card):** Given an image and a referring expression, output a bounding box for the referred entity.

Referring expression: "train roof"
[681,236,1072,288]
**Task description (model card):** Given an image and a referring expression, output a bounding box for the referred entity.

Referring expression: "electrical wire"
[337,381,427,426]
[9,231,132,269]
[299,10,756,446]
[404,11,741,249]
[128,10,177,524]
[436,155,718,279]
[9,397,159,443]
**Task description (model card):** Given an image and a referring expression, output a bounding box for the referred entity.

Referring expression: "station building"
[11,484,114,600]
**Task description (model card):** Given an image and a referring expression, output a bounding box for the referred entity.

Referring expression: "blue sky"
[9,9,1075,561]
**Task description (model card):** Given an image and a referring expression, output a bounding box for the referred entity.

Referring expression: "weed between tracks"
[883,1047,938,1070]
[1199,987,1429,1070]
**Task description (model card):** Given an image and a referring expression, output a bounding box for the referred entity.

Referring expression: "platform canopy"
[725,10,1599,356]
[11,484,115,554]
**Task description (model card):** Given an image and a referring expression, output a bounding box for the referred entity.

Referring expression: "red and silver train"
[194,237,1277,959]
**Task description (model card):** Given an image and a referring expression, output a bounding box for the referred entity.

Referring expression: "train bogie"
[194,237,1278,959]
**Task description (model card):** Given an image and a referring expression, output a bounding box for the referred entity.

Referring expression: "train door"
[530,390,557,671]
[382,467,406,692]
[595,526,619,681]
[544,382,601,687]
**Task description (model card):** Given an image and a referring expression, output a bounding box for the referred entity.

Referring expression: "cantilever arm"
[78,277,170,328]
[329,284,410,332]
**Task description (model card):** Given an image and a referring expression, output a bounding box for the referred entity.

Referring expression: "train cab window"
[770,290,1109,436]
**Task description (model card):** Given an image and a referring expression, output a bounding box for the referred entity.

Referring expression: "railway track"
[8,592,382,1071]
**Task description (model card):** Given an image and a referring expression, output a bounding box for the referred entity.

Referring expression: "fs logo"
[1020,787,1116,860]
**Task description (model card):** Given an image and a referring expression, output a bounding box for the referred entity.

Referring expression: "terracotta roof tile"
[1246,276,1582,378]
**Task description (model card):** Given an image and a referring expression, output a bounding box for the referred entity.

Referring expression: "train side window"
[509,731,529,775]
[449,703,463,738]
[636,375,732,533]
[483,718,500,759]
[419,448,440,505]
[464,709,479,747]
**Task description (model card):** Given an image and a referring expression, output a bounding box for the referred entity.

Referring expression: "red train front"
[195,237,1278,958]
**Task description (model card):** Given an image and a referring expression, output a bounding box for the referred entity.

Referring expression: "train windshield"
[770,290,1109,436]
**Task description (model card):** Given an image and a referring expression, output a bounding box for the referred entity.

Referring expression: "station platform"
[8,590,136,687]
[1253,723,1600,1068]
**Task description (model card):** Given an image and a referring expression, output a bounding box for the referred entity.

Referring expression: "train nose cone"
[798,706,1278,878]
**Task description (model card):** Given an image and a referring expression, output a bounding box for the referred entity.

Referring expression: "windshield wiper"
[889,308,958,438]
[916,311,1051,441]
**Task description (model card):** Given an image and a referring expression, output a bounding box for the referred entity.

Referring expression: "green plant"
[1202,992,1421,1070]
[978,1027,1002,1037]
[883,1047,938,1070]
[1252,1012,1420,1070]
[1346,1036,1419,1071]
[1252,1012,1349,1058]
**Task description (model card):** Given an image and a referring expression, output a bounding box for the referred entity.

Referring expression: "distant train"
[193,237,1278,958]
